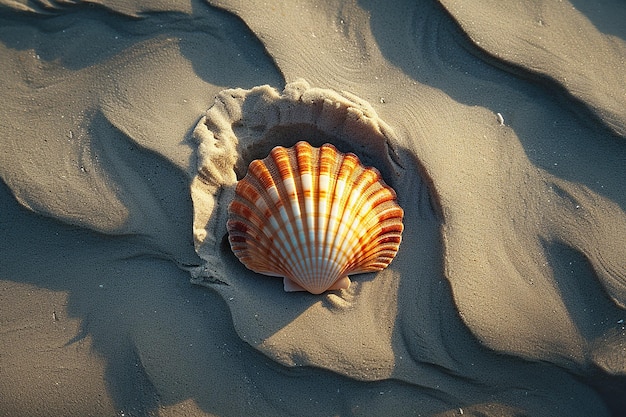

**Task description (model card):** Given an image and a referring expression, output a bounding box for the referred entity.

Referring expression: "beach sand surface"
[1,0,625,416]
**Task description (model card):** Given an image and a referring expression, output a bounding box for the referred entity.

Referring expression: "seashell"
[227,141,404,294]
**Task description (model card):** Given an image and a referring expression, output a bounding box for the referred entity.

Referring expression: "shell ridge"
[340,179,395,270]
[269,146,309,284]
[333,155,371,281]
[292,141,317,287]
[333,167,387,277]
[249,156,303,280]
[228,185,265,259]
[228,187,295,278]
[346,216,404,272]
[228,223,293,277]
[303,141,321,287]
[310,144,324,289]
[355,222,402,271]
[314,144,342,289]
[325,145,351,289]
[289,142,315,287]
[282,144,304,290]
[322,152,360,285]
[237,237,290,276]
[349,239,401,269]
[308,143,321,289]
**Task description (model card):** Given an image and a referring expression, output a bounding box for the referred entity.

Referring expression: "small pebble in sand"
[496,112,505,126]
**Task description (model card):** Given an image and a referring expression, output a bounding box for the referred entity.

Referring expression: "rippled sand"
[1,1,625,416]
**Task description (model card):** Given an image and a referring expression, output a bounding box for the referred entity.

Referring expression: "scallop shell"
[227,141,403,294]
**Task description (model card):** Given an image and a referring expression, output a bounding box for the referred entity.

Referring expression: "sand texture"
[1,0,625,416]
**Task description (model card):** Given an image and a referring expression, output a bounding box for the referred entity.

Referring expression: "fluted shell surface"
[227,141,404,294]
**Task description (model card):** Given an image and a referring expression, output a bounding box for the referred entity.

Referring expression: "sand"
[1,0,625,416]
